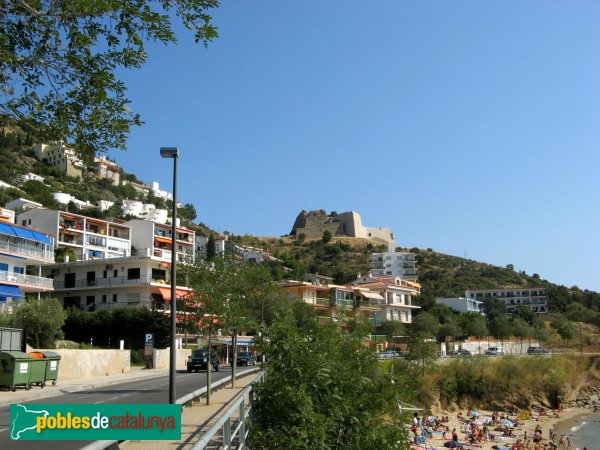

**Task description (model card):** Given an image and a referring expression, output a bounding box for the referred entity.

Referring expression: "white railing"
[0,271,54,289]
[0,239,54,262]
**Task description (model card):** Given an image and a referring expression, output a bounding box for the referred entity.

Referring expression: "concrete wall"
[30,348,194,381]
[38,349,131,381]
[446,338,540,355]
[152,348,191,370]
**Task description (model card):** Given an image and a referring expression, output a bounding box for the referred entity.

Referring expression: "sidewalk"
[121,374,259,450]
[2,366,260,449]
[0,366,169,407]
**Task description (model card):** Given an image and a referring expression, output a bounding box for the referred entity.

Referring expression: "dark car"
[187,349,220,373]
[527,346,549,355]
[484,347,503,356]
[234,352,257,366]
[448,349,471,357]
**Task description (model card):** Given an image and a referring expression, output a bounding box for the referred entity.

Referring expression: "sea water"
[553,410,600,450]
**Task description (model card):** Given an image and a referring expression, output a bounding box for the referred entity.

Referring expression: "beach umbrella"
[500,418,514,427]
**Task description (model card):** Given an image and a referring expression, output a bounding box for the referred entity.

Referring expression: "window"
[103,270,107,279]
[127,268,140,280]
[152,268,166,281]
[113,294,117,303]
[102,295,107,303]
[113,269,118,278]
[86,295,94,305]
[13,266,25,274]
[65,273,76,288]
[0,263,7,272]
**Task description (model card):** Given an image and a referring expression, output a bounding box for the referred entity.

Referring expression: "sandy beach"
[410,406,591,450]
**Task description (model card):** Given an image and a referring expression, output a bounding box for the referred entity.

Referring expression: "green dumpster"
[0,351,33,391]
[28,352,48,388]
[41,351,61,385]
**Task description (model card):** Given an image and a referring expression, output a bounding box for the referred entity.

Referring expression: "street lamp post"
[160,146,179,404]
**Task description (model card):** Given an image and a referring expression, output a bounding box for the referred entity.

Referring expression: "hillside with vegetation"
[227,234,600,338]
[0,120,213,237]
[2,119,600,343]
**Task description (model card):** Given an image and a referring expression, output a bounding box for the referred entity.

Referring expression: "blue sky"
[110,1,600,291]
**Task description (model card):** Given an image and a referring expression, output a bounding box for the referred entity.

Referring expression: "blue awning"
[0,223,51,245]
[0,284,25,299]
[11,226,37,241]
[0,222,17,237]
[30,231,51,245]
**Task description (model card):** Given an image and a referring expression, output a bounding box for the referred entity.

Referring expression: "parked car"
[484,347,503,356]
[235,352,257,366]
[187,349,220,373]
[447,349,471,357]
[527,346,549,355]
[376,350,403,360]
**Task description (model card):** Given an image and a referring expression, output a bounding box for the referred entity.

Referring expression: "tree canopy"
[1,0,219,153]
[12,297,66,348]
[250,322,408,449]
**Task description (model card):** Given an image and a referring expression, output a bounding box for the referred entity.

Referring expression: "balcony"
[0,238,54,262]
[0,271,54,290]
[315,297,331,307]
[59,220,84,232]
[54,274,174,290]
[355,300,380,309]
[332,298,354,307]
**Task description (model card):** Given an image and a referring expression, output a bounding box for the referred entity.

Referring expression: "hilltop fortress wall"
[290,210,395,245]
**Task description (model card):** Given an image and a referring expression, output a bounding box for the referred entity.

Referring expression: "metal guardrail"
[79,367,262,450]
[192,370,264,450]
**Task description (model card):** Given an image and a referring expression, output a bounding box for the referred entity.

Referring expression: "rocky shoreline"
[566,385,600,410]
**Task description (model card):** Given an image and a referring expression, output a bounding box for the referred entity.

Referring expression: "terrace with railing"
[54,274,178,289]
[0,237,54,262]
[0,271,54,289]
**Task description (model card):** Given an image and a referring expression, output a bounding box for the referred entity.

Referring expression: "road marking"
[106,393,131,401]
[94,401,104,404]
[0,428,8,433]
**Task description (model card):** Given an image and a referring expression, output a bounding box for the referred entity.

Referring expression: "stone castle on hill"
[290,210,395,245]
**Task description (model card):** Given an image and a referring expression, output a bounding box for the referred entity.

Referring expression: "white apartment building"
[52,192,96,210]
[43,255,191,311]
[465,288,548,314]
[0,215,54,310]
[97,200,115,212]
[121,200,168,224]
[195,235,226,260]
[17,209,131,262]
[18,173,45,184]
[125,219,195,264]
[436,297,484,314]
[150,181,173,201]
[369,245,417,281]
[33,142,86,178]
[352,275,421,324]
[5,198,43,211]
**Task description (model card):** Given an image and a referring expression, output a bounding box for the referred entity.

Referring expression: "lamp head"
[160,147,179,158]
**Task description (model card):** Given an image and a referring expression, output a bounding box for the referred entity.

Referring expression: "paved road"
[0,366,242,450]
